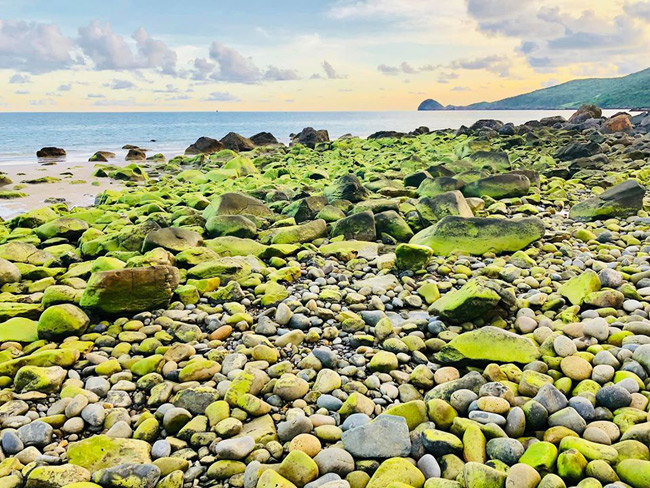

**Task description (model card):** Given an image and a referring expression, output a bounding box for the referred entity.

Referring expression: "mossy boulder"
[324,174,369,203]
[436,326,541,364]
[0,317,38,342]
[0,348,80,376]
[35,218,89,241]
[67,435,152,472]
[142,227,203,253]
[375,210,414,241]
[202,192,273,220]
[261,220,327,245]
[332,211,376,241]
[463,173,531,199]
[430,279,501,323]
[570,180,645,221]
[416,191,473,223]
[0,257,22,285]
[14,365,67,392]
[417,177,464,198]
[206,215,257,238]
[395,243,433,270]
[411,216,545,256]
[278,450,319,486]
[37,304,90,341]
[80,266,180,314]
[616,459,650,488]
[26,464,91,488]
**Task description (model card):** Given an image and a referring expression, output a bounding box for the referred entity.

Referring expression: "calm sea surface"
[0,110,627,165]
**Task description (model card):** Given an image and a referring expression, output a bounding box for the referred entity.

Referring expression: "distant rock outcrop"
[417,99,445,111]
[290,127,330,149]
[36,147,66,158]
[220,132,255,152]
[185,136,225,155]
[250,132,279,146]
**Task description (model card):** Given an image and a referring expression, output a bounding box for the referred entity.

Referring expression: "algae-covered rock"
[203,192,273,220]
[411,216,545,256]
[416,191,473,223]
[332,211,376,241]
[26,464,91,488]
[80,266,180,314]
[462,174,530,199]
[37,303,89,341]
[0,258,22,286]
[15,365,67,392]
[559,270,601,306]
[366,458,425,488]
[35,218,89,241]
[395,243,433,270]
[0,317,38,342]
[430,279,501,323]
[436,326,541,364]
[261,220,327,245]
[570,180,645,221]
[206,215,257,238]
[324,174,369,203]
[67,435,152,472]
[142,227,203,253]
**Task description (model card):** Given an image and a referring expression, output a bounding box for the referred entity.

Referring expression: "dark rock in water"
[80,266,180,314]
[291,127,330,148]
[325,174,369,203]
[569,104,602,123]
[555,141,601,161]
[540,115,567,126]
[332,211,376,241]
[411,216,545,255]
[368,130,408,139]
[250,131,279,146]
[125,148,146,161]
[36,147,66,158]
[142,227,203,253]
[122,144,140,150]
[418,99,445,111]
[185,136,225,155]
[411,126,430,135]
[469,151,510,171]
[220,132,255,152]
[462,174,531,199]
[569,180,645,221]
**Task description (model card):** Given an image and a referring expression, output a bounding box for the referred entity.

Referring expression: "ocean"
[0,110,627,165]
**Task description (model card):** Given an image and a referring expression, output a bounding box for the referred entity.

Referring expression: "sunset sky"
[1,0,649,111]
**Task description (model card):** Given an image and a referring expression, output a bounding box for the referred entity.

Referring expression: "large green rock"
[202,192,273,220]
[0,317,38,342]
[14,365,67,392]
[0,348,80,376]
[462,174,530,199]
[67,435,152,472]
[416,191,473,223]
[617,459,650,488]
[395,243,433,270]
[37,304,89,341]
[570,180,645,221]
[142,227,203,253]
[367,458,425,488]
[26,464,91,488]
[410,216,545,256]
[324,174,369,203]
[261,219,327,245]
[206,215,257,238]
[0,257,21,286]
[436,326,541,364]
[430,279,501,323]
[35,218,89,241]
[80,266,180,314]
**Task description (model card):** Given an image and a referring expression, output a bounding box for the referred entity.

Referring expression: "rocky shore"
[1,105,650,488]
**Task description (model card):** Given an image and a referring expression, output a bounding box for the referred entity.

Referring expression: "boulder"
[430,278,502,323]
[80,266,180,314]
[67,435,152,472]
[469,151,510,171]
[185,136,225,155]
[37,147,66,158]
[342,415,411,458]
[0,317,38,342]
[569,180,645,221]
[37,303,90,341]
[26,465,91,488]
[375,210,414,241]
[366,458,425,488]
[416,191,473,223]
[410,216,545,256]
[14,365,67,392]
[462,174,531,199]
[261,220,328,245]
[331,211,376,241]
[436,326,541,363]
[555,141,601,161]
[0,257,21,285]
[291,127,330,148]
[569,104,602,123]
[89,151,116,162]
[395,243,432,270]
[602,114,633,133]
[220,132,255,152]
[417,177,464,198]
[250,132,279,146]
[35,218,90,241]
[325,174,369,203]
[206,215,257,238]
[142,227,203,253]
[125,148,146,161]
[283,196,329,223]
[203,192,273,219]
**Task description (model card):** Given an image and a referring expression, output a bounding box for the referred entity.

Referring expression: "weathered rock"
[221,132,255,152]
[185,136,225,155]
[291,127,330,148]
[342,415,411,458]
[37,147,66,158]
[569,180,645,221]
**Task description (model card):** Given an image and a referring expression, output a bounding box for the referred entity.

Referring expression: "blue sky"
[1,0,649,111]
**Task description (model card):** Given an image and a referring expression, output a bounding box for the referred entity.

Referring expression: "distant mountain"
[418,68,650,111]
[417,99,445,110]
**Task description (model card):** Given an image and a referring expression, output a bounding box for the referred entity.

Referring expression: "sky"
[0,0,649,111]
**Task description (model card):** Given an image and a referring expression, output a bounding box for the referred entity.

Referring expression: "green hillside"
[426,68,650,110]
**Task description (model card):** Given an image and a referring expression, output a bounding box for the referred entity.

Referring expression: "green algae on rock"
[411,216,545,255]
[430,279,502,323]
[436,326,541,363]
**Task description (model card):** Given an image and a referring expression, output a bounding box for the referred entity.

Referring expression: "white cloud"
[203,91,240,102]
[0,20,77,73]
[9,73,31,83]
[450,55,512,76]
[104,79,136,90]
[58,83,72,91]
[322,60,346,79]
[377,64,400,75]
[625,1,650,21]
[208,42,262,83]
[78,21,177,73]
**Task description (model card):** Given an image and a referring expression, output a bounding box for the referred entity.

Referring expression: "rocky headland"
[1,107,650,488]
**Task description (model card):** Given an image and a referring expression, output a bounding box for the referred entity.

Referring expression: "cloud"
[437,71,459,84]
[58,83,72,91]
[78,21,177,73]
[263,66,300,81]
[377,64,401,75]
[625,1,650,21]
[14,90,29,95]
[154,84,179,93]
[208,42,262,83]
[30,98,56,106]
[9,73,31,84]
[104,79,136,90]
[400,62,418,74]
[450,55,512,76]
[322,60,346,79]
[0,20,78,73]
[204,91,240,102]
[92,98,153,107]
[87,93,105,98]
